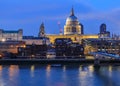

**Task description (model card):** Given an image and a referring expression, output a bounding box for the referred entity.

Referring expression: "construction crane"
[57,21,63,35]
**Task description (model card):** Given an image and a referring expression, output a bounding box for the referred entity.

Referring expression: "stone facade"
[64,8,82,35]
[23,36,50,45]
[0,29,23,41]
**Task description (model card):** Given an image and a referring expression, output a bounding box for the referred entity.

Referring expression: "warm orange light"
[23,45,26,48]
[46,65,51,77]
[0,65,3,71]
[9,65,19,78]
[1,38,5,42]
[0,55,2,58]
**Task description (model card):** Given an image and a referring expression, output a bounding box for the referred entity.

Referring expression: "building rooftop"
[2,31,19,33]
[23,36,49,40]
[0,40,25,45]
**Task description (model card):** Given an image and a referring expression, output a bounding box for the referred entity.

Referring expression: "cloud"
[78,8,120,25]
[72,0,120,34]
[0,0,120,35]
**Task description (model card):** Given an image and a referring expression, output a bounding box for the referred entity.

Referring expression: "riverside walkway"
[0,58,120,65]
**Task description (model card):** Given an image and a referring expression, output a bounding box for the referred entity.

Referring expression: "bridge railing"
[89,52,120,60]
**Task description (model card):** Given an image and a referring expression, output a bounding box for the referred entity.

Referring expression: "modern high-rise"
[99,23,110,38]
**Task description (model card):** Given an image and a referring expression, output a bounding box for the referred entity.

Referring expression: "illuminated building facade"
[0,29,23,41]
[64,8,83,35]
[19,36,50,56]
[83,39,120,55]
[23,36,50,45]
[0,41,25,54]
[0,29,24,54]
[46,8,99,43]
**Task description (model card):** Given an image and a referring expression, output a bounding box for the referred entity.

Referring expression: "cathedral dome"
[66,15,78,22]
[65,8,79,25]
[64,7,83,35]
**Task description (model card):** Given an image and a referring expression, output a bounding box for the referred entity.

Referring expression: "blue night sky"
[0,0,120,36]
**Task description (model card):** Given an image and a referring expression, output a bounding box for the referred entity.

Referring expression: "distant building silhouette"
[100,23,106,33]
[80,23,84,34]
[112,33,120,40]
[98,23,110,38]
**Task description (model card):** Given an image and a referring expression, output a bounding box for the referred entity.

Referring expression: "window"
[72,27,76,32]
[66,28,70,32]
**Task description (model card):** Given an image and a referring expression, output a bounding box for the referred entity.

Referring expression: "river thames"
[0,64,120,86]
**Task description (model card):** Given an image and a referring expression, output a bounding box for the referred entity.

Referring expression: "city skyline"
[0,0,120,36]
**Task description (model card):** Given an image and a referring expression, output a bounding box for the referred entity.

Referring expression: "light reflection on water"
[0,65,120,86]
[46,65,51,78]
[30,65,35,77]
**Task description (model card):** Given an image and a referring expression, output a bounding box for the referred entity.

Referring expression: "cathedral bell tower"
[38,22,45,37]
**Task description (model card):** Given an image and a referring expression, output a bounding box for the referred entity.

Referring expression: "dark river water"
[0,64,120,86]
